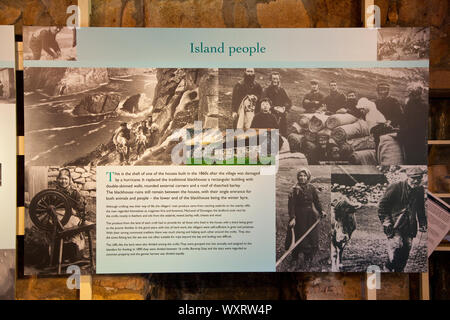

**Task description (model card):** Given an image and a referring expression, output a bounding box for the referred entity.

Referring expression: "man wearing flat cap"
[378,167,427,272]
[375,82,403,128]
[302,79,325,113]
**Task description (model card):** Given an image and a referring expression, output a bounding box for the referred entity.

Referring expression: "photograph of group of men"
[220,67,428,166]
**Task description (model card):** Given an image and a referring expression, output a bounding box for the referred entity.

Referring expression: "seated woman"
[53,168,89,263]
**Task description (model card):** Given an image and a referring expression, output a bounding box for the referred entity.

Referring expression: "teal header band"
[23,27,428,68]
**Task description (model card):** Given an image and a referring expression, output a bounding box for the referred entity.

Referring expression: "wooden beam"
[420,270,430,300]
[428,140,450,145]
[17,207,24,236]
[16,42,23,71]
[366,273,377,300]
[80,275,93,300]
[17,136,24,156]
[78,0,91,27]
[364,0,375,27]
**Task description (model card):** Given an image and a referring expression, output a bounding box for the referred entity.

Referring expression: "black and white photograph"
[276,166,331,272]
[0,249,15,300]
[23,26,77,61]
[219,68,428,165]
[24,166,96,275]
[0,68,15,102]
[24,68,220,166]
[330,165,428,273]
[377,27,429,61]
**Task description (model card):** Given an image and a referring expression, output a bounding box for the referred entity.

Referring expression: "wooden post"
[363,0,378,299]
[80,275,93,300]
[366,273,377,300]
[77,0,93,301]
[420,270,430,300]
[78,0,91,27]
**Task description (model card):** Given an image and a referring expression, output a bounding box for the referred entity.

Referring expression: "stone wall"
[48,166,96,200]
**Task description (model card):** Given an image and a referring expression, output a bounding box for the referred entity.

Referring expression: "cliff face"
[68,68,218,166]
[24,67,109,96]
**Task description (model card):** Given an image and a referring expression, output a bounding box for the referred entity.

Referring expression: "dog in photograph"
[236,94,257,130]
[331,195,361,272]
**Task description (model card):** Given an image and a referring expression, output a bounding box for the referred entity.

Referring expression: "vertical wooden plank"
[17,207,24,236]
[77,0,93,301]
[17,136,24,156]
[364,0,375,27]
[78,0,91,27]
[363,0,377,300]
[420,271,430,300]
[80,275,93,300]
[365,273,377,300]
[16,42,23,71]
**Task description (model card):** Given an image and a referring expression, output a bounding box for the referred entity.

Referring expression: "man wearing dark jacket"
[323,80,346,114]
[231,68,262,125]
[375,82,403,128]
[378,167,427,272]
[397,82,428,164]
[302,79,324,113]
[344,91,365,119]
[262,72,291,136]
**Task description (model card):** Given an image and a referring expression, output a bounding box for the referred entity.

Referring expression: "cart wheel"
[29,189,72,232]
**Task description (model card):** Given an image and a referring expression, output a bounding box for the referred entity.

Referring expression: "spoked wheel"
[29,189,72,232]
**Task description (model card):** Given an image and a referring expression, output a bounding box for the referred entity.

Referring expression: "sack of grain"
[309,114,329,133]
[331,119,370,143]
[298,113,314,129]
[325,113,358,129]
[279,152,308,166]
[347,136,375,151]
[305,131,317,142]
[377,133,404,165]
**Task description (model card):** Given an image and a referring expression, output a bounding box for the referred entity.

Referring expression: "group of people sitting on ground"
[112,116,158,165]
[231,68,427,165]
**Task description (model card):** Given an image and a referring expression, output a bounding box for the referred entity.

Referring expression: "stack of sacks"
[288,112,374,163]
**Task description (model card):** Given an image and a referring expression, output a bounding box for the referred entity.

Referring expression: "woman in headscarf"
[52,168,87,263]
[288,167,326,268]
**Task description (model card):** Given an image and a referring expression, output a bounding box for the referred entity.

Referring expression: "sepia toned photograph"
[23,26,77,61]
[377,27,429,61]
[0,68,15,103]
[24,68,220,166]
[219,68,428,166]
[330,165,428,272]
[276,165,331,272]
[24,166,96,275]
[0,249,15,300]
